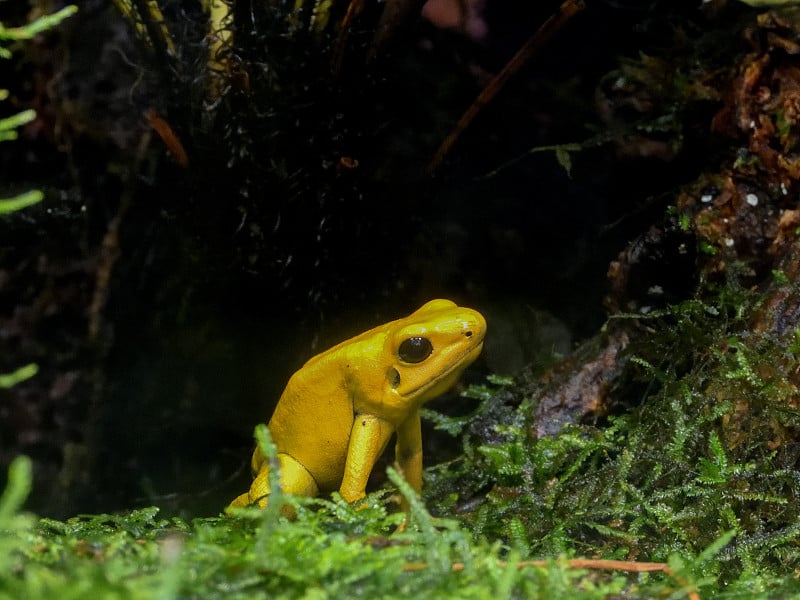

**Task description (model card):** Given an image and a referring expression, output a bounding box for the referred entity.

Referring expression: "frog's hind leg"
[232,452,319,508]
[276,452,319,497]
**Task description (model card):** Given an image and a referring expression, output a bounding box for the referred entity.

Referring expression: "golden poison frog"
[229,299,486,509]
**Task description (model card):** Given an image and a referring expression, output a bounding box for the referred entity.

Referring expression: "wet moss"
[425,279,800,588]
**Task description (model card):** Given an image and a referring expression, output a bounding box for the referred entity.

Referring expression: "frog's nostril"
[465,330,473,338]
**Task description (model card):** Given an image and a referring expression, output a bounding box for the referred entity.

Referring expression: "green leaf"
[0,363,38,387]
[554,146,573,176]
[0,6,78,43]
[0,456,32,527]
[420,409,472,436]
[696,530,737,565]
[0,190,44,213]
[0,109,36,135]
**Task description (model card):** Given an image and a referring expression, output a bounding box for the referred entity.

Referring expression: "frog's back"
[267,338,376,491]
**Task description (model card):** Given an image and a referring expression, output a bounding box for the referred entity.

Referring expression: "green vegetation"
[2,233,799,595]
[0,5,76,385]
[0,363,38,388]
[1,3,798,597]
[6,301,800,600]
[1,3,75,211]
[423,284,800,595]
[0,439,714,598]
[0,6,78,55]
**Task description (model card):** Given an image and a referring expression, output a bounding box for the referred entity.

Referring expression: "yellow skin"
[229,299,486,509]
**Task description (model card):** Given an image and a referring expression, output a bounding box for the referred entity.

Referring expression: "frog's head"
[385,299,486,408]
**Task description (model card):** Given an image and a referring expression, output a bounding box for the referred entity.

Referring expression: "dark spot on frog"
[389,367,400,388]
[399,447,416,462]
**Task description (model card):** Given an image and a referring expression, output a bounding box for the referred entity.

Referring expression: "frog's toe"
[225,492,252,514]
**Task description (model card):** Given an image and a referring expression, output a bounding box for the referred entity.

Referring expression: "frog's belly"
[268,396,355,492]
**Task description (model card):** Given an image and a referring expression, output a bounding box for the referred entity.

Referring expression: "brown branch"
[331,0,367,75]
[403,557,671,573]
[403,557,700,599]
[428,0,585,174]
[87,130,152,342]
[145,109,190,167]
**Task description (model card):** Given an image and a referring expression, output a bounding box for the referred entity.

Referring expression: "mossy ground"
[4,280,800,598]
[3,3,800,598]
[0,458,735,599]
[426,281,800,596]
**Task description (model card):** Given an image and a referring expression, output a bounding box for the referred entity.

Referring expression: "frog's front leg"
[394,410,423,496]
[339,414,395,503]
[229,452,320,508]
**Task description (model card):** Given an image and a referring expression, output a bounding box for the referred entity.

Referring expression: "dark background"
[0,0,746,517]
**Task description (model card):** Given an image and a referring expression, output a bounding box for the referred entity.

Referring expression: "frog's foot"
[226,452,319,512]
[228,492,252,509]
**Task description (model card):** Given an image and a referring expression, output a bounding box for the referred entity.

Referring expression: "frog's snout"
[461,309,487,345]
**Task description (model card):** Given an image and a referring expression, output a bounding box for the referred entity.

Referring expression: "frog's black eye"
[398,337,433,363]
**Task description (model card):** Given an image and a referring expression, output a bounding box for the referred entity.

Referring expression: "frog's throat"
[399,341,484,399]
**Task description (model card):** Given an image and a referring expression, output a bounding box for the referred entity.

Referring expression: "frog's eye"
[398,337,433,363]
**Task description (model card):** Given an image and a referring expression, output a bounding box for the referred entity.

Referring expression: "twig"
[403,557,700,600]
[331,0,366,75]
[428,0,585,174]
[145,109,190,167]
[87,130,151,341]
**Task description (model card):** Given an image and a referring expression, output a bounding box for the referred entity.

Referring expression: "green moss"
[423,282,800,594]
[5,281,800,596]
[0,423,747,599]
[0,456,632,599]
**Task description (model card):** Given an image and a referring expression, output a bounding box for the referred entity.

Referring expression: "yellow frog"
[229,299,486,509]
